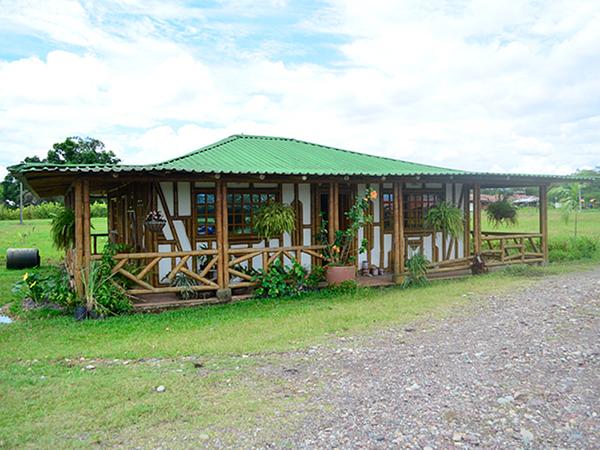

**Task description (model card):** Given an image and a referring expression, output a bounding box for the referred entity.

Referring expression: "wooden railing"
[93,245,327,296]
[480,232,544,266]
[227,245,327,289]
[94,249,220,296]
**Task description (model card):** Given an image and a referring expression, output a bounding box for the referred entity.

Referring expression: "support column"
[464,184,471,257]
[392,181,404,284]
[539,185,549,263]
[473,183,482,254]
[215,180,231,301]
[83,180,91,281]
[328,182,338,243]
[73,179,84,297]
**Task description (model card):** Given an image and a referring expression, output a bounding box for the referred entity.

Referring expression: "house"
[10,134,568,309]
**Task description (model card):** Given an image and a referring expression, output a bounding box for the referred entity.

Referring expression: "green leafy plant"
[486,199,518,227]
[50,207,75,250]
[252,258,322,299]
[548,236,599,262]
[424,201,464,239]
[325,279,359,296]
[402,253,430,287]
[327,188,376,266]
[82,260,132,316]
[13,267,78,309]
[170,272,199,300]
[253,201,296,241]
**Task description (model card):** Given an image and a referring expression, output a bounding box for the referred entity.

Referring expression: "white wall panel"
[299,183,311,225]
[159,182,174,214]
[158,244,172,282]
[177,182,191,216]
[157,197,174,241]
[173,220,192,252]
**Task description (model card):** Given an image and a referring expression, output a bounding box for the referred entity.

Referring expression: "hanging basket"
[144,219,166,233]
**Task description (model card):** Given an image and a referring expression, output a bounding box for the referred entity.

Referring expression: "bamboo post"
[215,180,231,301]
[539,185,549,263]
[328,182,336,244]
[73,180,84,297]
[473,183,482,254]
[83,180,91,281]
[392,181,404,283]
[463,185,471,258]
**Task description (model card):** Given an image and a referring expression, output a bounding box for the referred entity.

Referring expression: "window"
[382,190,394,231]
[196,191,216,236]
[227,190,278,236]
[403,191,443,230]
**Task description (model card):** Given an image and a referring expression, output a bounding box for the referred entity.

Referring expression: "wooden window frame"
[226,186,280,239]
[403,189,445,232]
[193,188,217,240]
[381,189,394,233]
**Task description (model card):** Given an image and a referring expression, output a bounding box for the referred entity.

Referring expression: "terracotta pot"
[326,265,356,285]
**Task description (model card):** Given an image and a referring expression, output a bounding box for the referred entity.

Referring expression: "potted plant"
[486,191,518,228]
[144,210,166,232]
[326,188,376,285]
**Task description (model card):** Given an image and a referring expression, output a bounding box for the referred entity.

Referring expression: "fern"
[253,201,296,240]
[424,202,464,239]
[50,207,75,251]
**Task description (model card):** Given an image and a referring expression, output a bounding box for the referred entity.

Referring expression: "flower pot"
[145,219,166,232]
[326,265,356,285]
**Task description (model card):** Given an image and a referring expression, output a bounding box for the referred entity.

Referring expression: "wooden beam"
[73,179,84,298]
[392,181,404,283]
[216,180,225,289]
[539,185,549,263]
[82,179,91,284]
[473,183,482,254]
[463,184,471,258]
[328,182,336,244]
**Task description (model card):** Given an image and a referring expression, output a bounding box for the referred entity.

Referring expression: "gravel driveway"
[215,267,600,449]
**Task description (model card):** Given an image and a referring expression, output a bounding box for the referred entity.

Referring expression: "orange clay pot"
[326,265,356,285]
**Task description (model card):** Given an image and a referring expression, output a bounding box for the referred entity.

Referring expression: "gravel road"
[216,267,600,449]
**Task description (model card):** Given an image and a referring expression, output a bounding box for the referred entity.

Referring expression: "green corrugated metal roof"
[8,134,580,181]
[9,135,465,177]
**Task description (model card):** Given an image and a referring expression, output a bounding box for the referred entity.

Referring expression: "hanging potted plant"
[486,196,518,227]
[253,201,296,244]
[326,188,376,285]
[424,201,464,239]
[144,210,166,232]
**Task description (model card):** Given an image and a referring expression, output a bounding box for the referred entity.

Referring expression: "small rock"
[452,432,464,442]
[84,364,95,371]
[156,385,166,393]
[198,433,209,440]
[406,383,420,392]
[520,428,534,444]
[497,395,514,405]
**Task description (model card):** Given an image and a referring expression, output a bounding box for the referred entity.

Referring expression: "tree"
[1,137,120,205]
[46,137,120,165]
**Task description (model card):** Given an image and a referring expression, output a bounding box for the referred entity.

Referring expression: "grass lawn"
[0,211,598,447]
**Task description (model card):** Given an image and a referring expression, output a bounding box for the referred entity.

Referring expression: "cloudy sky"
[0,0,598,177]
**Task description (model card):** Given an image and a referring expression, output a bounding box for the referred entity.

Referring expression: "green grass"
[0,273,543,447]
[0,211,598,447]
[483,207,599,238]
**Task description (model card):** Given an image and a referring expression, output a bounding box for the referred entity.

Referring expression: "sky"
[0,0,599,177]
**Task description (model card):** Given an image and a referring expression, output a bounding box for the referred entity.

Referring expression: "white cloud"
[0,0,599,180]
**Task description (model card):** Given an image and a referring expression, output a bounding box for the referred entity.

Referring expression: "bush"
[0,201,107,220]
[486,199,518,227]
[13,267,79,310]
[253,259,323,299]
[549,236,599,262]
[403,253,430,287]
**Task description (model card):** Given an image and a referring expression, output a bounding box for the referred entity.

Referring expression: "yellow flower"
[23,273,29,281]
[331,245,340,253]
[369,190,378,200]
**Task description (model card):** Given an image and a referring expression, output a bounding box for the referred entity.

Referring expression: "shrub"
[83,259,132,316]
[403,253,430,287]
[549,236,599,262]
[13,267,79,310]
[253,259,323,299]
[0,201,107,220]
[324,279,359,296]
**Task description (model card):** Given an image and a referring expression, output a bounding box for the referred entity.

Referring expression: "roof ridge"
[153,135,243,167]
